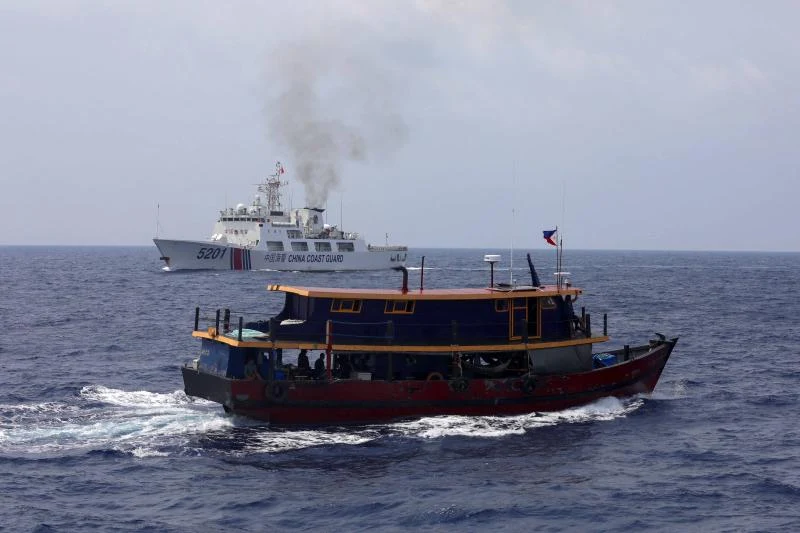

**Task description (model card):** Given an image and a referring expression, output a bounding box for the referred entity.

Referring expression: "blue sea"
[1,247,798,532]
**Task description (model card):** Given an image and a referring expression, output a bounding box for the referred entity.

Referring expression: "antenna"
[259,161,288,212]
[510,160,516,286]
[156,202,160,238]
[510,207,514,286]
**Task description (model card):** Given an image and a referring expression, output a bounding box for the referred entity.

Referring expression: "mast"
[510,207,514,286]
[258,161,288,212]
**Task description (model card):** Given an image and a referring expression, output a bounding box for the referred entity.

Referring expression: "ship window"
[385,300,416,314]
[315,242,332,252]
[513,298,527,310]
[291,295,311,319]
[291,241,309,251]
[267,241,284,252]
[287,230,303,239]
[337,242,355,252]
[540,297,557,309]
[331,299,362,313]
[495,299,509,312]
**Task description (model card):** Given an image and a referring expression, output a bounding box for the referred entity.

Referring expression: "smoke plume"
[264,37,408,208]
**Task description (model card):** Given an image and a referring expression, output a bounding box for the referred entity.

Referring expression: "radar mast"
[258,161,287,212]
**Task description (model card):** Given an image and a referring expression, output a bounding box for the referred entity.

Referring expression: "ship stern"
[181,365,235,408]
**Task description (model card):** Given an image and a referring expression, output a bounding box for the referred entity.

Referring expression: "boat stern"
[181,364,236,408]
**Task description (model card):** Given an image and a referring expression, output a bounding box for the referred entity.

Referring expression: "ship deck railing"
[191,307,607,348]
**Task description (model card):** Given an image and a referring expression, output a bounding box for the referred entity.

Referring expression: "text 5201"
[196,247,227,259]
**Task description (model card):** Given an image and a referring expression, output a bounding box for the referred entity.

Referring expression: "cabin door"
[510,298,527,340]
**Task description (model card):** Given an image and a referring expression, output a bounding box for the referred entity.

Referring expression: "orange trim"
[268,284,582,301]
[191,330,608,352]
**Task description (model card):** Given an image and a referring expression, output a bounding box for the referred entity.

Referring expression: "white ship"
[154,163,407,271]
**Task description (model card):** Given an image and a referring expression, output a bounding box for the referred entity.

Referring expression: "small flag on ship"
[543,229,558,246]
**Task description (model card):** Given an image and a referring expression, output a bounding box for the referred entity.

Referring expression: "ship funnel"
[393,266,409,293]
[526,253,541,287]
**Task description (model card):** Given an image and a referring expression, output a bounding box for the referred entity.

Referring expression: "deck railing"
[192,307,608,345]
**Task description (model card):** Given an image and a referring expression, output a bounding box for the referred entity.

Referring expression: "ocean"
[1,246,798,532]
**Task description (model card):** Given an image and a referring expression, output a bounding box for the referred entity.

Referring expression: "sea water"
[1,247,798,532]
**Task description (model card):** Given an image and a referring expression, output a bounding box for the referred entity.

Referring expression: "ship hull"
[154,238,407,271]
[182,339,676,425]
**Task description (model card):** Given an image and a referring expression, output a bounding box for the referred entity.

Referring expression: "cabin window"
[540,297,557,309]
[287,230,303,239]
[315,242,332,252]
[385,300,416,314]
[495,299,509,312]
[291,241,309,251]
[267,241,284,251]
[337,242,355,252]
[513,298,527,310]
[290,295,313,319]
[331,299,362,313]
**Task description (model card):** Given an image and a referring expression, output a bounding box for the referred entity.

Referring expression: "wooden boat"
[181,255,677,425]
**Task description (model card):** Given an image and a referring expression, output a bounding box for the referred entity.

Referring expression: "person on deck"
[244,356,259,380]
[335,354,352,379]
[297,349,310,372]
[314,353,325,379]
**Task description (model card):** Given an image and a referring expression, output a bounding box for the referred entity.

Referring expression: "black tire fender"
[522,375,537,394]
[268,381,287,403]
[450,377,469,393]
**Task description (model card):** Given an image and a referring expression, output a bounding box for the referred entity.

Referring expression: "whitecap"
[0,386,233,457]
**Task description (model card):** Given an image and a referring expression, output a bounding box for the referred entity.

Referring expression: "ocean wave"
[0,386,232,457]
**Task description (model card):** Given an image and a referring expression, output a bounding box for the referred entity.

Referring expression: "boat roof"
[267,284,582,301]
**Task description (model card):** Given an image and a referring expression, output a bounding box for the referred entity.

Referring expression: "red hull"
[183,341,675,425]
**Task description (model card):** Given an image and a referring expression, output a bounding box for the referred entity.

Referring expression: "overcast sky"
[1,1,798,251]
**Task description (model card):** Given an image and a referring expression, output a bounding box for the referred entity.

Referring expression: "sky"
[1,1,798,251]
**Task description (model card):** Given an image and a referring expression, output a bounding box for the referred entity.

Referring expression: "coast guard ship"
[154,163,407,271]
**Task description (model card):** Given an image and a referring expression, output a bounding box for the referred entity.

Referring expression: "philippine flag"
[543,229,558,246]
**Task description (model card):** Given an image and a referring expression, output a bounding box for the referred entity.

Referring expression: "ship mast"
[258,161,288,212]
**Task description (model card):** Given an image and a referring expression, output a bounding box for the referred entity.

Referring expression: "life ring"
[522,375,537,394]
[450,377,469,393]
[426,372,444,381]
[268,381,287,402]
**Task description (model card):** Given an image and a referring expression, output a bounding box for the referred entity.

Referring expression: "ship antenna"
[509,160,517,286]
[510,206,514,286]
[259,161,288,212]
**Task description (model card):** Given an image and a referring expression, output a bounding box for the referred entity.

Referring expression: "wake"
[0,385,232,457]
[1,388,648,457]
